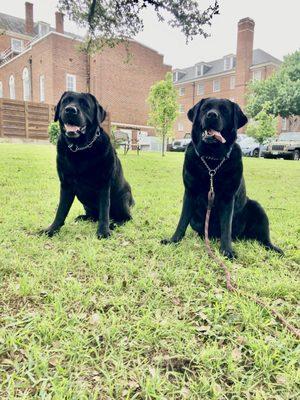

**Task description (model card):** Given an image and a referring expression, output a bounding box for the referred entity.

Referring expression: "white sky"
[1,0,300,68]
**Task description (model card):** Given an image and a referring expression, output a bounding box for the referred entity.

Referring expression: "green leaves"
[147,72,179,154]
[246,50,300,120]
[246,104,277,144]
[58,0,219,53]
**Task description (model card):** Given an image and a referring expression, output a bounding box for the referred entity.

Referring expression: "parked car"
[237,134,265,157]
[170,133,191,152]
[262,132,300,160]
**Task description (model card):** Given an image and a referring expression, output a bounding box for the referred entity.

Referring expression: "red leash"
[204,187,300,339]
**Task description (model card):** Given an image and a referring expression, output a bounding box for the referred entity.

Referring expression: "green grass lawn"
[0,144,299,399]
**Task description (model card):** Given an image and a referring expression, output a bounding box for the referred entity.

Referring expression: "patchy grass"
[0,143,299,399]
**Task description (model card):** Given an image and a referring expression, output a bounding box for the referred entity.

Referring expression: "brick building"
[0,2,171,139]
[173,18,287,138]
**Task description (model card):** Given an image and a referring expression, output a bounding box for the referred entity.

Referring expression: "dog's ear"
[187,98,207,123]
[54,92,67,122]
[233,102,248,130]
[89,94,106,124]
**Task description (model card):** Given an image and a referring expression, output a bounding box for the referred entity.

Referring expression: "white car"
[237,135,265,157]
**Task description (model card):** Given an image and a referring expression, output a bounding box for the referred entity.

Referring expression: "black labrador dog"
[40,91,134,239]
[162,98,283,258]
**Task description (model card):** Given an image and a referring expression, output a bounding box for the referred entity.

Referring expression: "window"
[252,70,262,81]
[179,87,185,96]
[66,74,76,91]
[11,38,23,53]
[9,75,15,99]
[0,81,3,98]
[39,75,45,102]
[213,79,220,92]
[22,67,31,101]
[282,118,288,131]
[196,65,203,77]
[179,104,184,113]
[197,83,204,95]
[224,56,233,71]
[178,122,184,131]
[230,76,235,89]
[38,22,50,37]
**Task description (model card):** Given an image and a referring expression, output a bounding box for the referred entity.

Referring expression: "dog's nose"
[206,110,218,119]
[65,105,78,115]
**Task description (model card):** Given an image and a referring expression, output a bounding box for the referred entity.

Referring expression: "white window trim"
[39,74,45,102]
[178,122,184,131]
[196,64,204,77]
[173,71,178,83]
[197,83,204,95]
[0,81,3,98]
[230,76,235,90]
[11,38,23,53]
[22,67,31,101]
[252,70,262,81]
[9,75,15,100]
[179,104,184,113]
[38,22,50,37]
[213,79,220,92]
[66,73,76,91]
[224,56,233,71]
[179,87,185,96]
[282,118,287,131]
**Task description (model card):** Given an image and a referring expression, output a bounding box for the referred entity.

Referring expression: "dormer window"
[224,55,234,71]
[38,22,50,37]
[196,64,204,76]
[11,38,23,53]
[173,71,179,83]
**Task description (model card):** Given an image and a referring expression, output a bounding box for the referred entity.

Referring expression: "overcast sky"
[1,0,299,68]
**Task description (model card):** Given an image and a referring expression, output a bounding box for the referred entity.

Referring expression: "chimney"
[235,17,255,107]
[55,11,64,34]
[25,2,34,35]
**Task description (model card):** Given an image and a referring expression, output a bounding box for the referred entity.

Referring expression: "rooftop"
[0,11,81,40]
[173,49,281,84]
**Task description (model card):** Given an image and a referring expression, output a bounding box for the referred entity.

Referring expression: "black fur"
[162,98,283,258]
[40,91,134,239]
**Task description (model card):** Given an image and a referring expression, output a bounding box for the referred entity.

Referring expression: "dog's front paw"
[221,248,236,260]
[97,228,111,239]
[38,226,59,237]
[161,237,181,245]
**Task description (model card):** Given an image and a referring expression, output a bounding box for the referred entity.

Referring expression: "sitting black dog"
[40,91,134,239]
[162,98,283,258]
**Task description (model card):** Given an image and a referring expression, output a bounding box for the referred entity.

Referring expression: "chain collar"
[67,127,101,153]
[192,139,232,160]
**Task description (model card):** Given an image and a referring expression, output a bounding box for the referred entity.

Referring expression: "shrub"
[48,121,60,145]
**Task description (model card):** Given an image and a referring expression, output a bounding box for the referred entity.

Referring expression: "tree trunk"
[162,132,165,156]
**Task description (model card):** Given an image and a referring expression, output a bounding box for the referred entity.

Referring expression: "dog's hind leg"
[110,192,133,229]
[242,199,283,255]
[75,206,98,222]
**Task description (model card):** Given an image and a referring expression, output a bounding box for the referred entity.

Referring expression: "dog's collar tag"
[67,127,101,152]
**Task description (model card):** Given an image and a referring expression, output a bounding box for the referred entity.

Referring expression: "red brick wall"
[0,33,170,133]
[90,41,171,128]
[0,35,54,102]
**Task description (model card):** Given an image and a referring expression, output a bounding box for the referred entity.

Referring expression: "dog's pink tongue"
[64,124,80,132]
[208,129,226,143]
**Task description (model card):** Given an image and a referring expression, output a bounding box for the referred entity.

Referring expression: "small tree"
[48,121,60,145]
[147,72,179,156]
[245,103,277,144]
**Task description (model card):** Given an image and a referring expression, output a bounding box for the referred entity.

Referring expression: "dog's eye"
[219,105,228,114]
[79,99,88,108]
[63,96,73,104]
